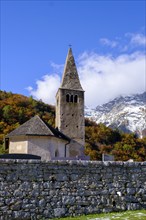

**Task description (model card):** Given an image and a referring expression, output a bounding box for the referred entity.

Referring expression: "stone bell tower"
[55,47,85,146]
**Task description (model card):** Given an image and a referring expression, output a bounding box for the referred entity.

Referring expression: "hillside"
[0,90,146,161]
[0,90,55,149]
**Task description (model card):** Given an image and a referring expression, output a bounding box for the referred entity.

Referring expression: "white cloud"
[78,51,145,107]
[50,61,64,71]
[100,38,118,48]
[29,74,61,104]
[125,33,146,47]
[100,33,146,52]
[130,33,146,46]
[27,86,33,91]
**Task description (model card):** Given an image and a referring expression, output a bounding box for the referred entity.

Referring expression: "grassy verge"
[52,210,146,220]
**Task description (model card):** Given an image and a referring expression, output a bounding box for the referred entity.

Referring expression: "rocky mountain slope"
[85,92,146,138]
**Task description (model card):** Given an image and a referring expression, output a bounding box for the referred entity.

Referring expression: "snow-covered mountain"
[85,92,146,138]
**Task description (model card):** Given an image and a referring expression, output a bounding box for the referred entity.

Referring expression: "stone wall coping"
[0,159,146,166]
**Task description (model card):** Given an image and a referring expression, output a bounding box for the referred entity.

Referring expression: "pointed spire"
[60,47,83,91]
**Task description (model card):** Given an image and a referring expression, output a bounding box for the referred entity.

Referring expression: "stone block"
[54,208,66,217]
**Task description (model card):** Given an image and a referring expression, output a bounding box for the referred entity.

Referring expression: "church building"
[6,48,87,161]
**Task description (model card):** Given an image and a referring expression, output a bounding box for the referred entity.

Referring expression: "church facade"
[6,48,87,161]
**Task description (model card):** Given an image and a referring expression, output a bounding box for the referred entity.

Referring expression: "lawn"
[52,210,146,220]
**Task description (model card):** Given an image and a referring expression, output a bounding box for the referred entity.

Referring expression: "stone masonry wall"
[0,159,146,219]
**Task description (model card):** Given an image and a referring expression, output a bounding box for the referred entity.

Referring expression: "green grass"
[52,210,146,220]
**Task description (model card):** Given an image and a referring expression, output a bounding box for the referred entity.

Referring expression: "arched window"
[74,95,78,103]
[70,95,73,103]
[66,94,70,102]
[55,149,59,157]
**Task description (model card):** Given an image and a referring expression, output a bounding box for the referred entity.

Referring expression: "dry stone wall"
[0,159,146,219]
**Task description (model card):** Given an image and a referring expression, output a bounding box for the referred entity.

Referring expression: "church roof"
[6,115,70,141]
[60,47,83,91]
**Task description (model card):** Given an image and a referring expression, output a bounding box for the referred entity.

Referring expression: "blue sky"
[1,0,146,107]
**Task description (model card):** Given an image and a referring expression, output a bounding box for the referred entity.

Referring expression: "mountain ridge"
[85,92,146,138]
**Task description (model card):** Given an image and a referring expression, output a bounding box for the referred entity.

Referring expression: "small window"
[55,149,59,157]
[5,138,9,150]
[66,94,70,102]
[70,95,73,102]
[74,95,78,103]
